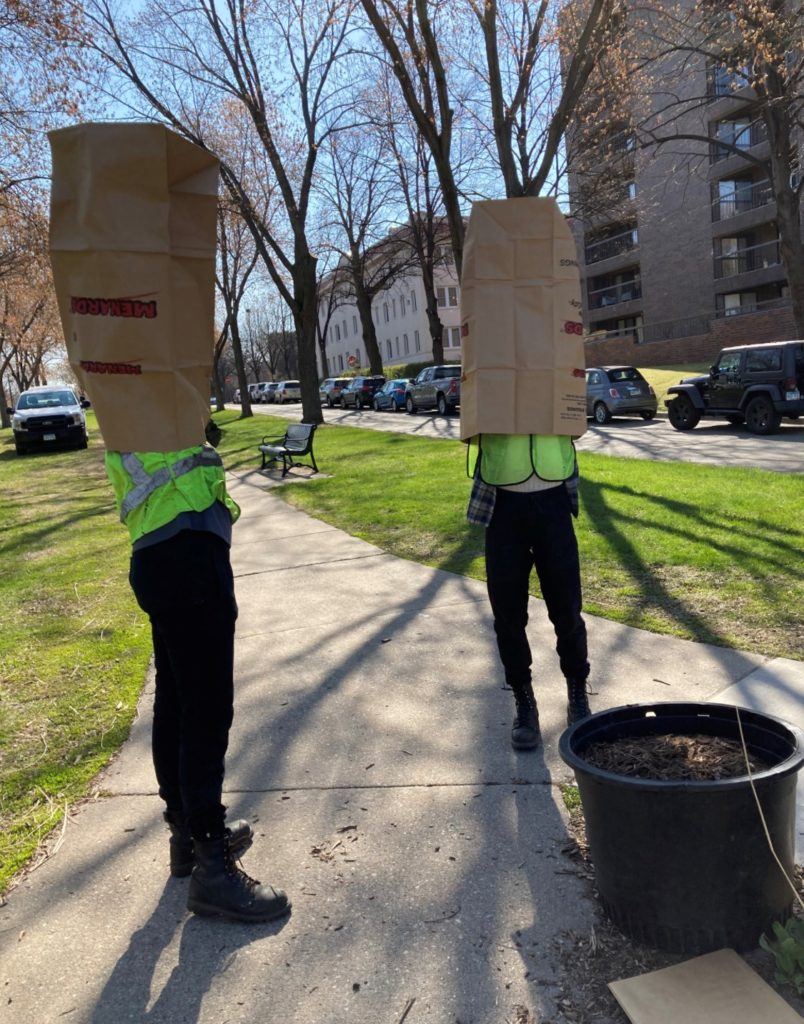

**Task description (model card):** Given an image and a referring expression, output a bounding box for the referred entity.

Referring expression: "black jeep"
[666,340,804,435]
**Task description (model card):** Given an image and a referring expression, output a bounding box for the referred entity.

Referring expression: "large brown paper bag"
[459,198,587,441]
[49,122,219,452]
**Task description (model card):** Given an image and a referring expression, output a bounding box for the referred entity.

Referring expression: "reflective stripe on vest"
[119,448,224,521]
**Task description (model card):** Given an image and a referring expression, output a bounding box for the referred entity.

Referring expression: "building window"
[437,286,458,308]
[338,354,344,370]
[414,329,420,352]
[383,302,389,323]
[387,339,392,359]
[395,336,399,356]
[335,324,341,341]
[445,326,461,348]
[392,298,397,318]
[403,333,409,355]
[352,315,358,334]
[410,289,417,312]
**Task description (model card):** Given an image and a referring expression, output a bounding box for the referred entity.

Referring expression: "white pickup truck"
[11,386,89,455]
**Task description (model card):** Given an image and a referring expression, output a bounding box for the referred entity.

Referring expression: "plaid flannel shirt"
[466,462,580,528]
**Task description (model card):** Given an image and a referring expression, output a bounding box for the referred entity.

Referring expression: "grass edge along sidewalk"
[216,410,802,663]
[0,420,151,895]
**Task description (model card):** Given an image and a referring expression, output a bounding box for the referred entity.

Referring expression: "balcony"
[706,65,751,100]
[714,294,791,319]
[585,227,639,265]
[712,179,773,222]
[711,117,767,163]
[714,238,781,279]
[588,278,642,311]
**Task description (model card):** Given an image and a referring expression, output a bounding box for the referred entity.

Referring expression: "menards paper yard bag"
[459,197,587,441]
[49,122,219,452]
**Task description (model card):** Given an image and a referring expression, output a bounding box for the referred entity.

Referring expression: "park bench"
[259,422,319,477]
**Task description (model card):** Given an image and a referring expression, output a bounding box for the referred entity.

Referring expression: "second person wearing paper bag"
[467,433,591,749]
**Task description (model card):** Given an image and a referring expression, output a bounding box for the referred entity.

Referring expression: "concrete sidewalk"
[1,471,802,1024]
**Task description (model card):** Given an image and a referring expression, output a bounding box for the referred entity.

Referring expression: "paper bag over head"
[49,122,220,453]
[459,197,587,442]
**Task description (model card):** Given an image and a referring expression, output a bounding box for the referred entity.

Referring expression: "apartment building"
[569,42,800,365]
[317,249,462,377]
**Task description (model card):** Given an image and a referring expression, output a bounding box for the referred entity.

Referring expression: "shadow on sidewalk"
[90,879,290,1024]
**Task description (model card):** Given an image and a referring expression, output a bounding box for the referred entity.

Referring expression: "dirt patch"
[581,733,773,781]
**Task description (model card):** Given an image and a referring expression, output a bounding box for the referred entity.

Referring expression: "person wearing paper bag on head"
[48,122,290,923]
[461,197,592,751]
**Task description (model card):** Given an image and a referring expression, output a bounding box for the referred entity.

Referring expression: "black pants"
[485,486,589,696]
[129,530,238,838]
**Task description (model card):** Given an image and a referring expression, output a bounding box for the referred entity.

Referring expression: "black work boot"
[164,812,254,878]
[511,688,541,750]
[566,677,592,727]
[187,835,291,923]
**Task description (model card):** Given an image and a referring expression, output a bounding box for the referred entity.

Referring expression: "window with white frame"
[414,329,420,352]
[403,333,409,355]
[436,286,458,308]
[335,323,341,341]
[343,319,348,338]
[387,339,392,359]
[395,336,399,356]
[410,289,417,312]
[392,297,397,318]
[352,314,358,333]
[383,302,389,323]
[338,354,344,370]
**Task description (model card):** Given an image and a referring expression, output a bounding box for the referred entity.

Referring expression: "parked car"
[405,365,461,415]
[667,340,804,435]
[373,379,409,412]
[340,376,386,410]
[232,388,241,403]
[247,383,261,404]
[257,382,279,404]
[275,380,301,403]
[320,377,349,407]
[586,366,658,424]
[11,385,89,455]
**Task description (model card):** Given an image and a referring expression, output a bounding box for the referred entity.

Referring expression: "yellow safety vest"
[105,446,240,544]
[468,434,576,485]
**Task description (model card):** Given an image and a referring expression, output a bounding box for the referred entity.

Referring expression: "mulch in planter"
[582,733,775,781]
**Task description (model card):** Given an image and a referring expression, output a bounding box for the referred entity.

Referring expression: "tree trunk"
[212,344,226,412]
[230,320,253,418]
[354,282,384,375]
[317,328,328,379]
[421,263,445,364]
[0,377,11,428]
[295,252,324,425]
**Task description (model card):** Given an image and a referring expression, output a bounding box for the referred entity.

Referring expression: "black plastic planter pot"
[559,702,804,954]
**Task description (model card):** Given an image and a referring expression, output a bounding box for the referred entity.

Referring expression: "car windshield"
[607,368,643,382]
[18,390,77,409]
[435,366,461,379]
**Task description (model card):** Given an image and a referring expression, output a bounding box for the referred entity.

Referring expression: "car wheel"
[406,395,416,415]
[327,396,334,407]
[593,402,612,425]
[373,399,380,411]
[78,435,88,450]
[437,393,448,416]
[639,410,655,421]
[14,443,28,456]
[667,394,701,431]
[744,394,781,435]
[356,396,363,410]
[725,414,744,425]
[340,396,347,409]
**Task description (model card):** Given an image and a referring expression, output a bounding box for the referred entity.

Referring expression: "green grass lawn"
[0,416,151,893]
[639,364,711,409]
[215,410,803,661]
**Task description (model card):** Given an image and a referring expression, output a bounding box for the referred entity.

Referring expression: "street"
[232,402,804,473]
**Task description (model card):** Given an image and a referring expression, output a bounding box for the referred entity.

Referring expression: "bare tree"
[315,252,347,377]
[215,201,258,416]
[321,130,419,374]
[360,0,624,276]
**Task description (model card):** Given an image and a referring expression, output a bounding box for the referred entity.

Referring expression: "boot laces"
[223,842,261,892]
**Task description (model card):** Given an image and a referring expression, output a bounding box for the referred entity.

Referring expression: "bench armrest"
[261,434,286,445]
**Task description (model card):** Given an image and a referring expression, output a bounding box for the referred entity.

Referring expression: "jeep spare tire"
[667,394,701,431]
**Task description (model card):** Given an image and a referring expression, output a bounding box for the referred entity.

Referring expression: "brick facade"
[584,306,799,367]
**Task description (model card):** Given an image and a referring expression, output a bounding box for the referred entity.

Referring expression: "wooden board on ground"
[609,948,802,1024]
